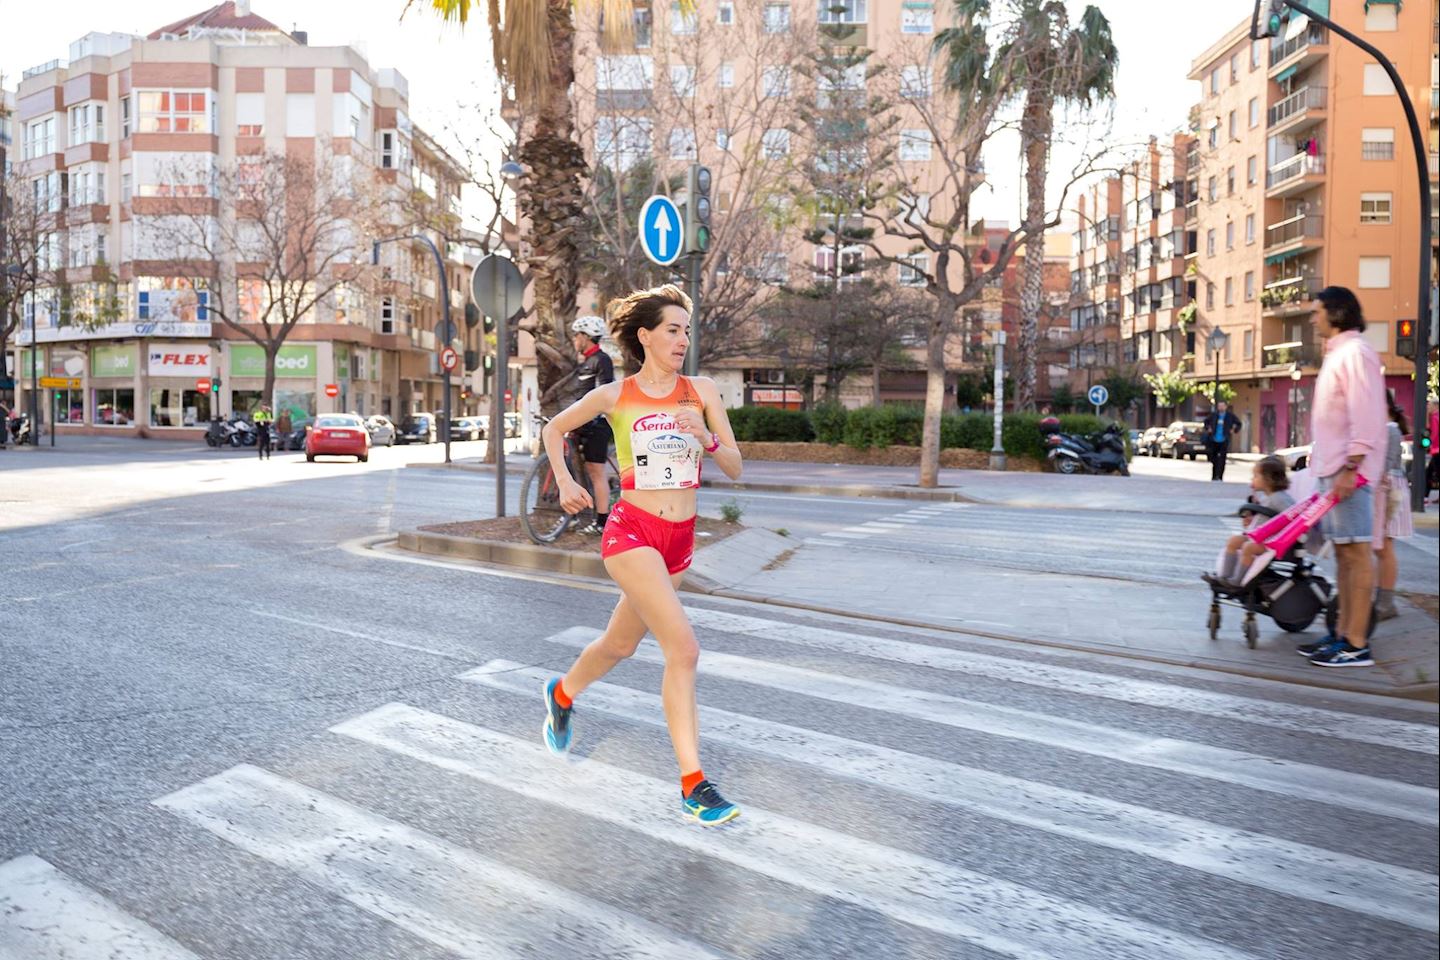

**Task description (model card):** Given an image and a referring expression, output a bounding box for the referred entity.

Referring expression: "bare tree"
[148,145,389,405]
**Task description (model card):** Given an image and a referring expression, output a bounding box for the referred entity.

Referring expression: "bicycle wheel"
[520,457,573,543]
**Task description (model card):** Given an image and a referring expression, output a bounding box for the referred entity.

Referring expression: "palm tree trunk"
[1017,87,1052,413]
[519,0,587,415]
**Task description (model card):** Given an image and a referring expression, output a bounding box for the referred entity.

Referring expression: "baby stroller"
[1205,499,1336,648]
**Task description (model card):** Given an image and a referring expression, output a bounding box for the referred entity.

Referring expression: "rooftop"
[148,1,288,41]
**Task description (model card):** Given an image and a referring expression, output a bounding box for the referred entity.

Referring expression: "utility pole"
[990,331,1007,470]
[681,163,711,377]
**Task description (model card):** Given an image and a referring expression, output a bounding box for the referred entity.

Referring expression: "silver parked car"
[365,415,396,447]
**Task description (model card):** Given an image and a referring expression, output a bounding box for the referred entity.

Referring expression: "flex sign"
[149,344,214,377]
[229,344,317,379]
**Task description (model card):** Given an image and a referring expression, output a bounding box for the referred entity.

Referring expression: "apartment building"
[1066,176,1126,400]
[1188,6,1432,453]
[571,0,985,410]
[7,2,475,439]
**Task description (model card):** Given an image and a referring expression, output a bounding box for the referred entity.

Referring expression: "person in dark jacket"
[1202,400,1241,481]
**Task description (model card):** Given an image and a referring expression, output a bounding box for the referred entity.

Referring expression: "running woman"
[539,284,744,825]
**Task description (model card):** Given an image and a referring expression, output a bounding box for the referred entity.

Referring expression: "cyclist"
[558,315,616,534]
[539,283,744,826]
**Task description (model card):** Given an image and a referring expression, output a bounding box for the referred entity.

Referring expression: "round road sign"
[324,383,339,398]
[195,377,212,393]
[1088,384,1109,408]
[440,347,459,372]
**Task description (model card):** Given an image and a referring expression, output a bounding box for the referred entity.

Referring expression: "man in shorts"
[1298,286,1386,668]
[562,316,615,534]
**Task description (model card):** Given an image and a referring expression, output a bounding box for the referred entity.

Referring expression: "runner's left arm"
[694,377,742,481]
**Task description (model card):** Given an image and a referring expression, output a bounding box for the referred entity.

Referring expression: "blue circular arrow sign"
[639,195,683,267]
[1088,384,1109,408]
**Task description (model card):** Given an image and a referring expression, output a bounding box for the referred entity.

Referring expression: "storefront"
[147,343,214,429]
[91,345,139,427]
[227,343,318,423]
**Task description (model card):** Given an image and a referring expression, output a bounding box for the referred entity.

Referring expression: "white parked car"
[365,415,397,447]
[1275,441,1412,475]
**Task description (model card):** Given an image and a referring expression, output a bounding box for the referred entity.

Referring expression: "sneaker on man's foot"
[542,677,573,754]
[1295,636,1339,658]
[1309,642,1374,668]
[681,779,740,826]
[576,521,604,536]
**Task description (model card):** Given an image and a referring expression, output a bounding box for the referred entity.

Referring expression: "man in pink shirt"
[1298,287,1387,668]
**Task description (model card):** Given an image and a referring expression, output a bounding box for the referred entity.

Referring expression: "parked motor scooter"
[8,414,34,446]
[227,416,257,447]
[1040,417,1129,476]
[204,418,230,448]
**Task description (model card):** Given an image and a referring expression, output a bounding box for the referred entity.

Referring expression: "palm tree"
[940,1,1117,412]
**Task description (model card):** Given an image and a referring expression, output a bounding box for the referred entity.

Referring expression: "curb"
[701,479,978,503]
[397,529,610,578]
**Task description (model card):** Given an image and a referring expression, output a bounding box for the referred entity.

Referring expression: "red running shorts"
[600,499,696,574]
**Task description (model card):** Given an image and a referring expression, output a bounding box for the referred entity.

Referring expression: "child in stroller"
[1208,456,1294,586]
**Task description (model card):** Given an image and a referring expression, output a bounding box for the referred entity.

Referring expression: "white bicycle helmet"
[571,315,607,340]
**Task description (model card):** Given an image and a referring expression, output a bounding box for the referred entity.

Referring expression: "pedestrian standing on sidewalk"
[0,400,9,448]
[538,283,745,825]
[1298,286,1387,668]
[1202,400,1241,482]
[1374,392,1414,621]
[254,403,274,460]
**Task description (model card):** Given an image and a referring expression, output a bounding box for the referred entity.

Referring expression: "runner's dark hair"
[1257,455,1289,492]
[1316,285,1365,332]
[607,284,693,365]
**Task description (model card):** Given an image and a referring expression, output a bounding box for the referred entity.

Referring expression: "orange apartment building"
[570,0,987,411]
[6,2,476,440]
[1187,4,1434,453]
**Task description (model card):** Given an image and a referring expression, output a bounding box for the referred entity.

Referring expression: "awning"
[1364,0,1398,10]
[1265,249,1305,266]
[1274,64,1299,84]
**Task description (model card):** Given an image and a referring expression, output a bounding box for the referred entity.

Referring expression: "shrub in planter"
[942,412,995,451]
[811,402,848,445]
[726,406,754,441]
[999,412,1046,460]
[887,405,925,447]
[751,406,814,442]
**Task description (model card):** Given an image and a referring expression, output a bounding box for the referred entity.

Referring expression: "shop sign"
[148,344,214,377]
[49,350,86,378]
[92,344,139,378]
[229,344,317,379]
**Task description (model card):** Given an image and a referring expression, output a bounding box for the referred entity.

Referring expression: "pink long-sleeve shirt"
[1309,330,1386,483]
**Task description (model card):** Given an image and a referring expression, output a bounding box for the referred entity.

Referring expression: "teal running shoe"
[542,677,573,754]
[682,780,740,826]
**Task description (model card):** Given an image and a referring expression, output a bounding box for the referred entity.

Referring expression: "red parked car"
[306,414,370,463]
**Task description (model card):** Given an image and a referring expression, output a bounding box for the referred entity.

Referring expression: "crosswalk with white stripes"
[3,605,1436,959]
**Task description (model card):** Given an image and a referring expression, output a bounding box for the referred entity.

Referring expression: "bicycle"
[520,416,620,544]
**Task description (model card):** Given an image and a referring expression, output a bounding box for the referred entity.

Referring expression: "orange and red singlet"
[609,375,705,491]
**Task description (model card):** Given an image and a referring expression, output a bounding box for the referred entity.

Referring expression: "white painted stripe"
[542,628,1437,826]
[842,527,880,535]
[0,855,200,960]
[334,704,1256,960]
[858,522,909,530]
[466,662,1438,933]
[684,608,1440,756]
[155,764,724,960]
[254,609,465,661]
[801,538,844,548]
[821,531,871,540]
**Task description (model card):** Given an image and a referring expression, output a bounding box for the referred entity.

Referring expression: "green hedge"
[726,405,814,442]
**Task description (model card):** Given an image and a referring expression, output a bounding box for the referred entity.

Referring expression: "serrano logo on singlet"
[647,434,689,454]
[632,413,679,433]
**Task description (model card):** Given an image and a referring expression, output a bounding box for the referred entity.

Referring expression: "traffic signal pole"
[685,253,702,378]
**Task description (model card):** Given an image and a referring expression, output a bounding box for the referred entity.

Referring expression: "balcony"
[1265,153,1325,198]
[1264,213,1324,253]
[1260,276,1322,316]
[1269,24,1328,77]
[22,59,66,80]
[1261,340,1322,369]
[1267,86,1327,135]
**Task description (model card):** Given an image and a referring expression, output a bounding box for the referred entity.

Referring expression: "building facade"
[7,2,474,439]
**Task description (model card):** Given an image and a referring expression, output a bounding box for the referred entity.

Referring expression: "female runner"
[539,284,744,825]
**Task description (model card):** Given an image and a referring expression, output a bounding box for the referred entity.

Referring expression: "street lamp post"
[990,330,1007,471]
[1287,364,1302,447]
[373,234,453,464]
[1206,327,1229,409]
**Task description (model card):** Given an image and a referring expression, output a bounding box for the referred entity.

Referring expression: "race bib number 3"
[631,415,701,489]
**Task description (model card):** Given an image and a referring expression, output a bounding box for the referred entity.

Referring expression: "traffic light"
[210,378,221,395]
[683,163,711,255]
[1396,318,1417,358]
[1251,0,1288,39]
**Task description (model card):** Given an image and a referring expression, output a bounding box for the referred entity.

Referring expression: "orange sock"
[553,680,573,709]
[681,770,705,797]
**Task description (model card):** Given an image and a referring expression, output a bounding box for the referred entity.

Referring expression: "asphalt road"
[2,441,1437,960]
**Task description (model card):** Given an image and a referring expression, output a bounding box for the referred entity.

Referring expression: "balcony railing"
[1267,86,1326,128]
[22,59,65,79]
[1269,24,1326,68]
[1265,213,1324,249]
[1266,153,1325,189]
[1260,277,1322,310]
[1261,341,1321,368]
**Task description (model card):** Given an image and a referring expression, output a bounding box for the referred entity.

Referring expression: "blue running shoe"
[1310,642,1374,668]
[1296,636,1339,658]
[681,780,740,826]
[542,677,573,754]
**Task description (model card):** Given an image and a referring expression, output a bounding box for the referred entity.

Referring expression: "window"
[900,65,931,99]
[121,96,131,138]
[285,93,315,137]
[1360,192,1393,224]
[93,388,135,426]
[1362,64,1396,95]
[148,388,211,428]
[718,63,735,89]
[596,115,652,170]
[670,64,697,98]
[1246,155,1257,185]
[763,2,791,32]
[1225,221,1234,250]
[717,1,734,24]
[22,116,55,159]
[1227,110,1236,140]
[1224,277,1234,306]
[814,245,863,284]
[1361,127,1395,160]
[1207,176,1217,202]
[1226,166,1235,195]
[31,172,63,213]
[1244,213,1255,244]
[137,90,209,133]
[121,172,132,202]
[1206,229,1216,257]
[1208,123,1219,150]
[818,0,866,24]
[1248,97,1259,128]
[899,128,932,162]
[758,251,788,284]
[668,127,696,159]
[68,103,105,145]
[1251,39,1263,69]
[1242,271,1254,302]
[902,1,934,33]
[1243,329,1254,359]
[761,128,790,159]
[69,164,105,205]
[135,152,216,197]
[1206,282,1215,309]
[716,128,731,150]
[380,297,396,335]
[898,253,927,286]
[1229,53,1240,84]
[1364,4,1398,30]
[633,6,653,46]
[1209,69,1219,95]
[380,131,395,168]
[1357,256,1390,288]
[762,65,791,98]
[334,92,367,141]
[236,92,264,137]
[596,54,653,90]
[671,5,698,34]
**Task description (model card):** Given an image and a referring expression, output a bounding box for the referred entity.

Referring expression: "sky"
[1,0,1260,226]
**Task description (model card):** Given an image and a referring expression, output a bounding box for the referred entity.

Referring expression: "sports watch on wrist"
[703,432,720,453]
